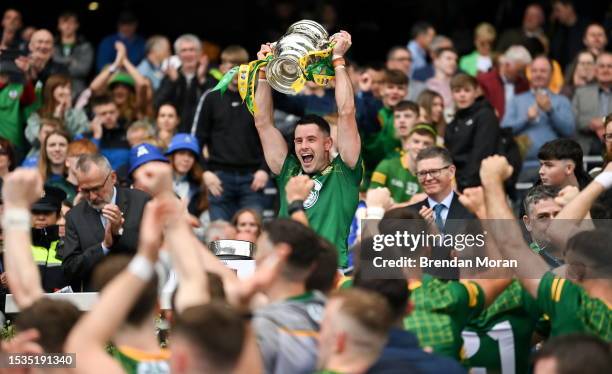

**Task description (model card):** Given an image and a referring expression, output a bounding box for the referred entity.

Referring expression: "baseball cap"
[129,143,168,175]
[165,133,200,156]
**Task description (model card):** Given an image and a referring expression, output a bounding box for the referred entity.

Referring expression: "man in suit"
[404,146,475,278]
[60,154,149,291]
[572,52,612,155]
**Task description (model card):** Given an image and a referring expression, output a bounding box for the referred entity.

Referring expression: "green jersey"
[462,280,541,374]
[276,154,363,268]
[537,272,612,340]
[111,346,170,374]
[370,154,422,203]
[362,106,401,189]
[0,83,26,148]
[404,274,485,359]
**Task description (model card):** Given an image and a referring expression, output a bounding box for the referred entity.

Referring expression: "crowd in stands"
[0,1,611,373]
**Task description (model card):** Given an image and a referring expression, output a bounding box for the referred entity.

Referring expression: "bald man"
[27,29,68,84]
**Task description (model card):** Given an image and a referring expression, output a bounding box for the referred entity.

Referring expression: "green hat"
[108,71,135,88]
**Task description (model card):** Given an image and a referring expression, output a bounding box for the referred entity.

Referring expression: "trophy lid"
[285,20,329,42]
[210,240,255,260]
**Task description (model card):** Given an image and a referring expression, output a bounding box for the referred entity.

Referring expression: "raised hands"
[2,168,43,209]
[286,175,314,202]
[331,30,352,58]
[479,155,514,186]
[459,187,488,219]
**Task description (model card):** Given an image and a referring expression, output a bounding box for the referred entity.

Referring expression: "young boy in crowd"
[369,101,436,204]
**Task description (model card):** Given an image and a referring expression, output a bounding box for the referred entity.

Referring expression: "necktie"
[433,204,445,231]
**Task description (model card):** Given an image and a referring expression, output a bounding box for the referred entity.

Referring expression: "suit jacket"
[59,187,150,291]
[477,69,529,119]
[572,83,612,154]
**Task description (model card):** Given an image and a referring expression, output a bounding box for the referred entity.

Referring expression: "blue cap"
[129,143,168,175]
[165,133,200,156]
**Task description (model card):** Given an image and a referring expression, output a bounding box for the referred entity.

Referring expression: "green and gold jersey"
[361,106,401,190]
[276,154,363,268]
[404,274,485,359]
[112,346,171,374]
[537,272,612,340]
[462,280,542,374]
[370,154,422,203]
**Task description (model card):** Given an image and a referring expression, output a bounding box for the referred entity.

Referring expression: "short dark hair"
[450,73,478,90]
[92,255,158,326]
[393,100,419,115]
[15,298,81,353]
[295,114,330,136]
[411,21,433,40]
[305,238,338,294]
[538,138,592,187]
[58,11,78,21]
[552,0,575,8]
[534,334,612,374]
[383,69,408,86]
[263,219,322,270]
[90,94,115,109]
[523,184,560,215]
[433,47,458,59]
[352,273,409,321]
[566,229,612,278]
[173,303,245,372]
[386,46,410,62]
[415,146,453,165]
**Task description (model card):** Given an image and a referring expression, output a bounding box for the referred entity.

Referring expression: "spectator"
[561,50,596,99]
[582,23,608,57]
[60,153,150,291]
[538,138,591,189]
[502,56,575,182]
[477,45,531,119]
[253,32,360,268]
[253,219,326,374]
[604,113,612,166]
[25,74,89,144]
[95,10,146,72]
[549,0,590,68]
[459,22,496,77]
[126,120,155,148]
[88,94,131,170]
[358,64,385,99]
[407,22,436,77]
[30,185,68,292]
[154,34,214,133]
[231,208,262,243]
[204,219,237,243]
[359,69,407,185]
[52,11,93,97]
[0,8,24,51]
[572,52,612,155]
[38,129,75,201]
[370,104,434,204]
[0,137,16,179]
[193,45,268,221]
[446,74,501,190]
[496,4,548,54]
[21,117,62,168]
[413,35,454,82]
[417,89,446,141]
[317,289,394,374]
[522,185,564,267]
[65,139,98,203]
[426,47,458,113]
[533,334,612,374]
[26,29,69,87]
[354,276,466,374]
[90,41,152,124]
[155,102,179,149]
[57,199,72,238]
[385,46,426,101]
[165,133,208,219]
[129,143,169,196]
[137,35,171,91]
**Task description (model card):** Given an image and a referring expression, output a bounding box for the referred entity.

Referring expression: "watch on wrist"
[287,200,305,215]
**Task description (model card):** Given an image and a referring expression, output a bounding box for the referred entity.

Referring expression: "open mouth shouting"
[300,152,315,166]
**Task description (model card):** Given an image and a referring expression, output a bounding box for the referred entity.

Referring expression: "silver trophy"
[266,20,330,94]
[210,239,255,260]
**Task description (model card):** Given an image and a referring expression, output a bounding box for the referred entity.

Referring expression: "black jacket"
[58,187,150,291]
[445,97,500,190]
[154,68,216,133]
[193,89,268,173]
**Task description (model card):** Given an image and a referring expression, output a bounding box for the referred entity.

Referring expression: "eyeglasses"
[416,165,451,180]
[79,171,112,195]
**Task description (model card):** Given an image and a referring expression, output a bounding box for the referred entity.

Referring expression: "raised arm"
[253,44,288,175]
[331,31,361,168]
[89,42,126,94]
[480,156,549,297]
[2,169,44,309]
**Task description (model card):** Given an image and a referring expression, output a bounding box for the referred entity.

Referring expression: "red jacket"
[476,69,529,119]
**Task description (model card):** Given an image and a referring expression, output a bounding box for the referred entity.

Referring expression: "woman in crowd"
[459,22,497,77]
[0,138,16,180]
[165,133,209,225]
[231,208,263,243]
[38,129,75,201]
[156,103,180,149]
[561,50,596,99]
[25,74,89,146]
[417,89,446,143]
